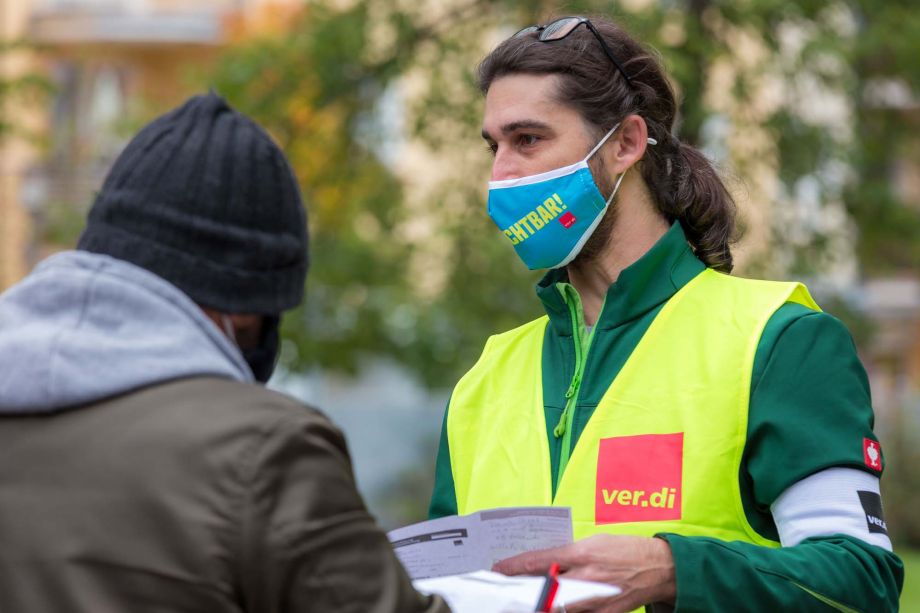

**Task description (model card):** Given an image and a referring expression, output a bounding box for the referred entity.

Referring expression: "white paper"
[387,507,573,580]
[413,570,621,613]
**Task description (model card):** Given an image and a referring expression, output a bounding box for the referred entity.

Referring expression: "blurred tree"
[845,0,920,272]
[203,0,919,389]
[208,0,542,387]
[882,407,920,545]
[0,41,53,142]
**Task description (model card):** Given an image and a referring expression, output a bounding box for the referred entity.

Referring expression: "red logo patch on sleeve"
[863,438,882,471]
[558,212,577,228]
[595,433,683,525]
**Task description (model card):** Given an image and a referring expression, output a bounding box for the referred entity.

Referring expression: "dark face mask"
[243,315,281,383]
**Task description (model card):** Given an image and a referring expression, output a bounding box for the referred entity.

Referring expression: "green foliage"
[882,405,920,548]
[899,547,920,610]
[201,0,919,388]
[205,1,545,386]
[40,199,89,248]
[842,0,920,274]
[0,41,54,142]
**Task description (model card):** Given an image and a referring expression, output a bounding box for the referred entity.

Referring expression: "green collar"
[535,222,706,336]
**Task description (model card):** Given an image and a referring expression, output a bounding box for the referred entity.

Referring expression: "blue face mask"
[487,123,628,270]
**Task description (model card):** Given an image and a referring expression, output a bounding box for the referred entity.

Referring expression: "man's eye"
[485,142,498,156]
[518,134,539,147]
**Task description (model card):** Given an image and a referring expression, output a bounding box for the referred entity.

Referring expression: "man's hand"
[492,534,676,612]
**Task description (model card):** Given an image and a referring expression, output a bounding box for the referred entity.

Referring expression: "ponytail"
[671,143,736,272]
[639,130,737,272]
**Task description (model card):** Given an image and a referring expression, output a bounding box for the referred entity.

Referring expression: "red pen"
[535,562,560,612]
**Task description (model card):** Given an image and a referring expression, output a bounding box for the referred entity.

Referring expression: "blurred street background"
[1,0,917,604]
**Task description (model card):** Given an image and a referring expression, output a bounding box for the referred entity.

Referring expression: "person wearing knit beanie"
[78,91,308,381]
[0,93,446,612]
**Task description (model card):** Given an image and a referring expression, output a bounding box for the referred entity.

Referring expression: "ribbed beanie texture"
[78,92,308,314]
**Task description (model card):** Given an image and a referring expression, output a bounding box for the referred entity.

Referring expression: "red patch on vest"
[864,438,882,471]
[559,212,576,228]
[595,433,683,525]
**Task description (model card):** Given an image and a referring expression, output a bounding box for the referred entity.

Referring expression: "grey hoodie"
[0,250,253,413]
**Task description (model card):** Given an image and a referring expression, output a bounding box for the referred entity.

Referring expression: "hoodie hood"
[0,251,254,414]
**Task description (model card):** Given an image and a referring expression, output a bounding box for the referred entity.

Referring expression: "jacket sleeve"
[429,398,459,519]
[660,533,903,612]
[237,406,449,613]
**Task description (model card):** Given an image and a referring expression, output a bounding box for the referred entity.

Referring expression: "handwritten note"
[387,507,573,580]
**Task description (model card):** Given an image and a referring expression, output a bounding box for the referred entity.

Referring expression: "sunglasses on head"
[514,17,634,87]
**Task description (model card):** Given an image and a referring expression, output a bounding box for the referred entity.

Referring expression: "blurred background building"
[1,0,303,285]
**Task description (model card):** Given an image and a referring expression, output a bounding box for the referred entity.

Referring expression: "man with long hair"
[430,16,902,611]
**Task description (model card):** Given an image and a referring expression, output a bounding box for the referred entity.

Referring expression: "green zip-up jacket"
[430,222,903,611]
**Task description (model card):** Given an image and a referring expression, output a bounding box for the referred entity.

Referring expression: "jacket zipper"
[552,286,596,493]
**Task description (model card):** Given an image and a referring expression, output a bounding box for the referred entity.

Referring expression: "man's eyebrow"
[481,120,553,141]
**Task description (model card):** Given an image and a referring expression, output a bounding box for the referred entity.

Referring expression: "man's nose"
[490,149,521,182]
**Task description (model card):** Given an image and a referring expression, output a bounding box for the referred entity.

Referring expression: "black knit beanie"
[78,92,308,314]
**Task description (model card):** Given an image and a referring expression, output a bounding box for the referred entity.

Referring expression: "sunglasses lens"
[513,25,540,38]
[515,16,632,86]
[539,17,583,41]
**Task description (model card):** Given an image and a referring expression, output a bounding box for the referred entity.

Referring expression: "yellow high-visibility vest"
[448,269,819,543]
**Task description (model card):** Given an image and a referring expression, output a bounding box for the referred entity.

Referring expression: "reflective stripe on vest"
[447,269,820,544]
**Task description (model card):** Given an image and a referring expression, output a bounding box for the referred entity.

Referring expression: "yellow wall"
[0,0,39,288]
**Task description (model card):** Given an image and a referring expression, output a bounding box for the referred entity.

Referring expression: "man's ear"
[200,306,228,336]
[229,314,265,349]
[604,114,649,174]
[199,304,265,347]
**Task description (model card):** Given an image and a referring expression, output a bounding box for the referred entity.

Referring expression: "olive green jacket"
[0,378,447,613]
